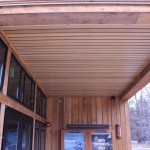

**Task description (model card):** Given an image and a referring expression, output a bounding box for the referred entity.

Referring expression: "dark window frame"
[0,38,8,91]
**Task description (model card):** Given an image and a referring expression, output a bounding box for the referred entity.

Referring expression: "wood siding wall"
[46,97,131,150]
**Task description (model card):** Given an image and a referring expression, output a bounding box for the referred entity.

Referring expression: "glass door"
[2,107,33,150]
[2,112,19,150]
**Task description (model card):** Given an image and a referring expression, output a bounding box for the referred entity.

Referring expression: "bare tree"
[128,84,150,144]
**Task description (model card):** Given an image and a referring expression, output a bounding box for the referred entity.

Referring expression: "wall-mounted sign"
[61,130,114,150]
[91,132,113,150]
[64,132,86,150]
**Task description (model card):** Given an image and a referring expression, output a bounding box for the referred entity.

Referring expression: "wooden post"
[32,85,37,150]
[0,49,11,149]
[2,50,11,95]
[0,104,6,149]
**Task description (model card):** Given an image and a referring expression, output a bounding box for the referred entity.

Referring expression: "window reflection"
[22,121,32,150]
[5,119,19,150]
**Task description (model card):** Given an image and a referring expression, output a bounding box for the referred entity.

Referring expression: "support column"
[0,49,11,149]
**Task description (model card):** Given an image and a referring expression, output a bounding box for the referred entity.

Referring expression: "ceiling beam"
[1,4,150,15]
[120,62,150,101]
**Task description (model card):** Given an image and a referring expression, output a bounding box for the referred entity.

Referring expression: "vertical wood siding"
[46,97,131,150]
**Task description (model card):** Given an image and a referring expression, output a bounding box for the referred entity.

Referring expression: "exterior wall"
[46,97,131,150]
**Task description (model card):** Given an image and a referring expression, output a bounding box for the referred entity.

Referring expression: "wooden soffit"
[0,1,150,97]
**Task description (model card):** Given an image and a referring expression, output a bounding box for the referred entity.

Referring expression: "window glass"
[0,39,7,90]
[24,74,31,108]
[22,118,32,150]
[31,82,35,110]
[42,96,46,117]
[7,55,35,111]
[36,88,47,117]
[7,56,21,100]
[4,115,19,150]
[19,70,25,102]
[36,89,41,115]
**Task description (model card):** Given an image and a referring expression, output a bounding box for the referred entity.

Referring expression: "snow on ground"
[132,144,150,150]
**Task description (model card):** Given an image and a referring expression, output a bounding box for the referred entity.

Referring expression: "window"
[7,56,21,100]
[2,107,33,150]
[24,73,35,110]
[0,38,8,90]
[42,96,46,117]
[36,88,47,117]
[34,121,46,150]
[7,55,35,110]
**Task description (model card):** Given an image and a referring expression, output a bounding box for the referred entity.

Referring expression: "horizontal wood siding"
[46,97,131,150]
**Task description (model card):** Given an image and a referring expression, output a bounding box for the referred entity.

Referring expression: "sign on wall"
[64,132,86,150]
[61,130,114,150]
[91,133,113,150]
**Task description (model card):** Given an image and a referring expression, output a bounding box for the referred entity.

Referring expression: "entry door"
[2,107,33,150]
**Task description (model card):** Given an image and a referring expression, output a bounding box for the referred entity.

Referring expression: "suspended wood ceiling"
[0,1,150,97]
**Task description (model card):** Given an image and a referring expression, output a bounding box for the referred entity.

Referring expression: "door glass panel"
[22,121,32,150]
[34,122,39,150]
[4,117,19,150]
[64,132,85,150]
[91,133,113,150]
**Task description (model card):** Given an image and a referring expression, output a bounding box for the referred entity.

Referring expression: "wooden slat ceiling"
[3,25,150,96]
